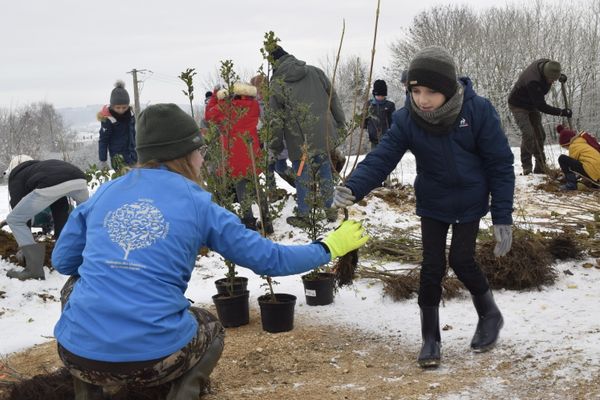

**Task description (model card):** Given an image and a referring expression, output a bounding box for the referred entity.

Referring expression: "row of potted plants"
[212,271,336,333]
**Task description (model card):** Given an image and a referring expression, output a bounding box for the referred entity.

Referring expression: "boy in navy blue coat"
[334,47,515,368]
[97,80,138,169]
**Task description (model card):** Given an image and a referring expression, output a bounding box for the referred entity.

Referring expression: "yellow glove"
[322,220,369,260]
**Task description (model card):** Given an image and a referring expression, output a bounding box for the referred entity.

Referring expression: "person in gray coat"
[268,46,346,227]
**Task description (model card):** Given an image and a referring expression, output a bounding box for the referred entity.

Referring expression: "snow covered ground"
[0,144,598,390]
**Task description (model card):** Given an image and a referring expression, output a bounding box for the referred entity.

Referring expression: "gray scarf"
[409,84,464,134]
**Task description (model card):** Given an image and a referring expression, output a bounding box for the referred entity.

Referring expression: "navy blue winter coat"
[364,98,396,144]
[98,107,137,165]
[346,77,515,225]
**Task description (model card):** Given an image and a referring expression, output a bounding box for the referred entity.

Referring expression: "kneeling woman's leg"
[58,292,224,400]
[165,307,225,399]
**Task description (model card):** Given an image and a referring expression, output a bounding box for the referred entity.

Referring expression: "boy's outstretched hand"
[323,220,369,260]
[332,186,355,208]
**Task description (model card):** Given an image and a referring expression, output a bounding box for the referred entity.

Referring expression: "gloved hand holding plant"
[323,220,369,260]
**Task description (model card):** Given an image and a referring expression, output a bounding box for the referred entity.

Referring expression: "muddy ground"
[1,306,599,400]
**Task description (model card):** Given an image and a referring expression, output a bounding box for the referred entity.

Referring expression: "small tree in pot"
[202,60,256,327]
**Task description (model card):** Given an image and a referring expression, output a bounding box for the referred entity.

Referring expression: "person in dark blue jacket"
[364,79,396,149]
[52,103,368,400]
[97,80,138,169]
[333,47,515,369]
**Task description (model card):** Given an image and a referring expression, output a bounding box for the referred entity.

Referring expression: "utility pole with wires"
[127,68,147,115]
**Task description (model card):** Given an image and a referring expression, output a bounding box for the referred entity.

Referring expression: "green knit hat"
[136,104,204,163]
[542,60,561,81]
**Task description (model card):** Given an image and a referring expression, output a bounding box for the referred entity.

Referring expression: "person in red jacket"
[205,83,272,233]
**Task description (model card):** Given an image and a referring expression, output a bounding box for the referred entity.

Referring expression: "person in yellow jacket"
[557,125,600,190]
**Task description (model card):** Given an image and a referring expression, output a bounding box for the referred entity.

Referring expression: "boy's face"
[374,95,386,102]
[111,104,130,115]
[411,86,446,112]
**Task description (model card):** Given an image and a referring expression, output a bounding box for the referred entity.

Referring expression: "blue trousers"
[291,154,333,216]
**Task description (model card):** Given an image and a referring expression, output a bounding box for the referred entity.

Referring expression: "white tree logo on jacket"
[104,199,169,259]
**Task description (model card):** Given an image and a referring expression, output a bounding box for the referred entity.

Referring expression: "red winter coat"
[205,93,262,178]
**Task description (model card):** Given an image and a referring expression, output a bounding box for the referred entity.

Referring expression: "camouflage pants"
[509,104,547,171]
[58,275,224,389]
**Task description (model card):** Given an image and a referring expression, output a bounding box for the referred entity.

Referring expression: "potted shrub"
[257,276,296,333]
[203,61,256,328]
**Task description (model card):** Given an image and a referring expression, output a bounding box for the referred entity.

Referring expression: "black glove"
[558,73,567,83]
[560,108,573,118]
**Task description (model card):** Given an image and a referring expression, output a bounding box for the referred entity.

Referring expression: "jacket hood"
[273,54,308,83]
[97,105,109,121]
[459,76,476,101]
[216,82,258,100]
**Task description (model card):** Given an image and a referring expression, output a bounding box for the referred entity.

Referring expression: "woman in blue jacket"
[53,104,368,400]
[333,47,515,368]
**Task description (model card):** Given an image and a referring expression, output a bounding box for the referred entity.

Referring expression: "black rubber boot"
[72,377,104,400]
[7,243,46,280]
[417,306,441,368]
[470,290,504,352]
[241,217,257,231]
[256,219,274,235]
[166,335,224,400]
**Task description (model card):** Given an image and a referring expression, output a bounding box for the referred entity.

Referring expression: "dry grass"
[476,229,557,290]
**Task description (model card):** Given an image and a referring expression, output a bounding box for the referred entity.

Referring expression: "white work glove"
[332,186,356,208]
[493,225,512,257]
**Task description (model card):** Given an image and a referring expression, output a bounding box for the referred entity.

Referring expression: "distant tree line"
[0,102,76,169]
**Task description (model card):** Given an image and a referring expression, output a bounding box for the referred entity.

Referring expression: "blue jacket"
[98,109,137,164]
[52,168,329,362]
[346,77,514,225]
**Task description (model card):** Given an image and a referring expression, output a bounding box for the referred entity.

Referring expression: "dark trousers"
[50,196,70,238]
[509,105,547,171]
[419,217,489,307]
[558,154,591,180]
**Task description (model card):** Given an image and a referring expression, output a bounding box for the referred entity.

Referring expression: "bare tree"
[388,1,600,140]
[0,102,76,168]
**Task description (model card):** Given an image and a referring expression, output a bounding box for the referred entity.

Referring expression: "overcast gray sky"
[1,0,503,108]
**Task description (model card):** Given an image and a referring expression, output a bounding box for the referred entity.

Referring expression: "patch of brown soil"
[0,231,55,269]
[0,232,21,267]
[369,184,416,211]
[2,307,599,400]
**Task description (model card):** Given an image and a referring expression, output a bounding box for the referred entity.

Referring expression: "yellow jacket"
[569,136,600,181]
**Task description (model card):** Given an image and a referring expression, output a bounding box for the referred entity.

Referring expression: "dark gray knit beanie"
[110,80,130,106]
[407,46,457,99]
[542,60,561,81]
[400,69,408,84]
[136,104,204,163]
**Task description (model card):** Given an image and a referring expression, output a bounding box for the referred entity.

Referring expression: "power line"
[127,69,148,115]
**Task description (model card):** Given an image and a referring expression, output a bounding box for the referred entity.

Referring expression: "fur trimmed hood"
[97,105,115,123]
[216,82,257,100]
[97,104,133,123]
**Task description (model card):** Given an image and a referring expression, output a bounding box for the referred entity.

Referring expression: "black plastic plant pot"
[214,276,248,296]
[257,293,296,333]
[212,290,250,328]
[301,272,335,306]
